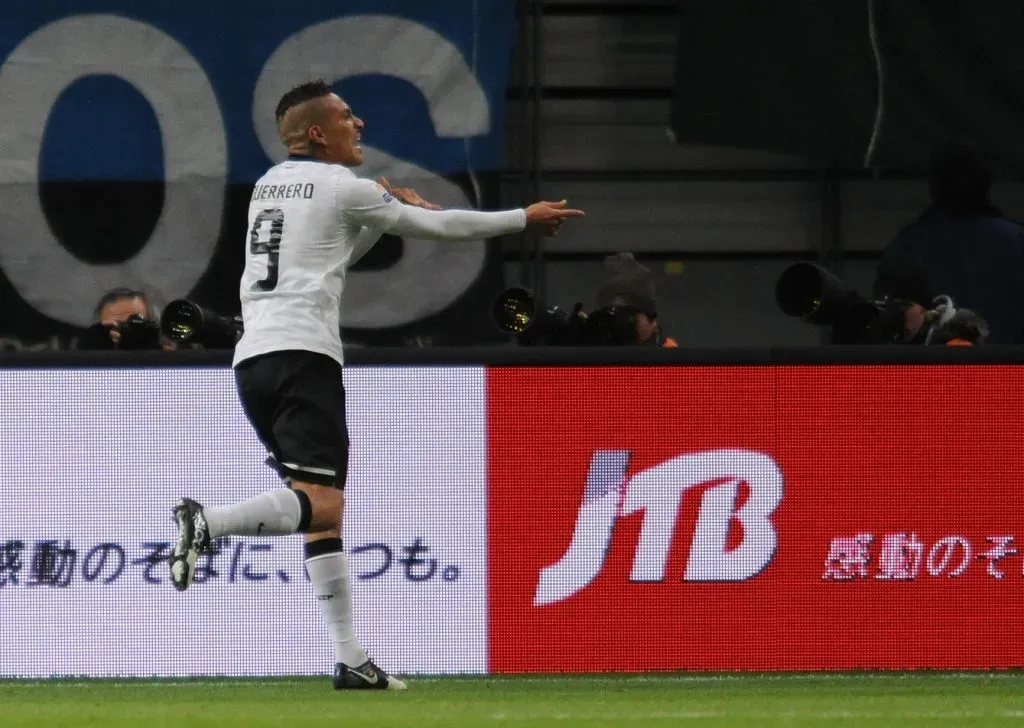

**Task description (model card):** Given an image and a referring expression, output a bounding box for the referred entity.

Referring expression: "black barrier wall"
[5,346,1024,369]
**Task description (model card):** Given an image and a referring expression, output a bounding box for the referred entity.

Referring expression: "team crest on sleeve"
[374,183,394,203]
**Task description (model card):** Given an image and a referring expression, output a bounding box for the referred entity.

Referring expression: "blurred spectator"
[596,253,678,347]
[873,141,1024,344]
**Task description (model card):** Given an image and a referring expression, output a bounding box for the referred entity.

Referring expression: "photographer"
[776,262,989,346]
[595,253,678,348]
[873,141,1024,345]
[78,288,174,351]
[493,252,678,347]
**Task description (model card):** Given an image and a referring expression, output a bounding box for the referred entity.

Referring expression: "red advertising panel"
[487,365,1024,672]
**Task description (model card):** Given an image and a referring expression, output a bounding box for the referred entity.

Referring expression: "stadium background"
[4,0,1024,689]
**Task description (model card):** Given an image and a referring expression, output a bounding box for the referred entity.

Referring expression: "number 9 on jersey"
[249,208,285,292]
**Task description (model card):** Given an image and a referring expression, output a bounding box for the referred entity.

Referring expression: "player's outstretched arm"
[387,200,584,242]
[340,178,584,241]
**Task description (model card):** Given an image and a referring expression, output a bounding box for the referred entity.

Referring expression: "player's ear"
[308,124,326,146]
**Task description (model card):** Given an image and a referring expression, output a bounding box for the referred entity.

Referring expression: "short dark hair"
[94,288,148,320]
[275,79,333,123]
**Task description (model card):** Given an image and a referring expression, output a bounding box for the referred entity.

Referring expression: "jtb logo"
[534,449,784,606]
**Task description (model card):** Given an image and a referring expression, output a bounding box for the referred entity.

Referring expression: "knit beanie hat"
[596,252,656,314]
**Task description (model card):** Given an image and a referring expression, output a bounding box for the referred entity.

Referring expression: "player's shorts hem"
[233,345,344,370]
[265,456,344,489]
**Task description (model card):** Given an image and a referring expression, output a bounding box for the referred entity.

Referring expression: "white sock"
[306,550,368,666]
[203,489,306,539]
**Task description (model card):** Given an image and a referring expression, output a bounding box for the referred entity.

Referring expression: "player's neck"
[286,147,330,163]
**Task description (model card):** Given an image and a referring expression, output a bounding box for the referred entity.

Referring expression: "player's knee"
[290,479,343,532]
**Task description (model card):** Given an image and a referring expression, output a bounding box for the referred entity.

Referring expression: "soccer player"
[168,80,583,690]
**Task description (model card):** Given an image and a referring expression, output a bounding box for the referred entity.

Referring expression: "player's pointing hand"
[525,200,585,237]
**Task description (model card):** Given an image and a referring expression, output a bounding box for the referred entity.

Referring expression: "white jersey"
[233,156,527,368]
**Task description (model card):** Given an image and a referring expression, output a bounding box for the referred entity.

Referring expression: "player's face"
[320,95,364,166]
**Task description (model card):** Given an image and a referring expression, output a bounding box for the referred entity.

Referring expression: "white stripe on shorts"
[282,462,337,477]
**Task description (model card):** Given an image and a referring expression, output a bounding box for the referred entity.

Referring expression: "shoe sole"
[333,678,407,691]
[170,501,198,591]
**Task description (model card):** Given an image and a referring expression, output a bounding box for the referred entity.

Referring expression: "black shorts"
[234,350,349,489]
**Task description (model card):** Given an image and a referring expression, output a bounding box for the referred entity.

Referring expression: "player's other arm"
[339,179,583,240]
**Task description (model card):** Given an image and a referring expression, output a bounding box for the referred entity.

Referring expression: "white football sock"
[203,489,304,539]
[306,551,368,666]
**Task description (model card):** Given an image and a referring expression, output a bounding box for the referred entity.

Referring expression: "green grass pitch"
[3,673,1024,727]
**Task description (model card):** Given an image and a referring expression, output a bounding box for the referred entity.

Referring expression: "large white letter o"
[0,14,227,326]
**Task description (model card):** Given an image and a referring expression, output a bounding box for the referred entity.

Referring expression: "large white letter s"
[251,15,494,329]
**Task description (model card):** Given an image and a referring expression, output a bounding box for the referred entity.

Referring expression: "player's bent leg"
[169,486,315,592]
[169,473,335,592]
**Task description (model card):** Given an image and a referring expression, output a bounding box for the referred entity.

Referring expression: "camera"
[161,299,243,349]
[775,262,912,344]
[491,287,638,346]
[116,315,163,350]
[79,314,162,350]
[775,262,989,346]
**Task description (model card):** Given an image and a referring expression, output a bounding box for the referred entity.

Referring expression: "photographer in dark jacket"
[78,288,174,351]
[873,142,1024,345]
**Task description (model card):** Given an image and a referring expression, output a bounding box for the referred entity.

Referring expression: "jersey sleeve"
[387,205,527,242]
[336,173,527,241]
[336,176,404,229]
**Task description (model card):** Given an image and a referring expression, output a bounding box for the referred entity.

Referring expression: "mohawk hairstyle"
[275,79,332,123]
